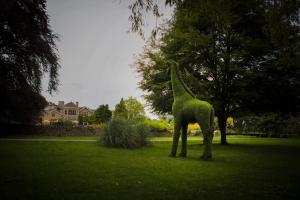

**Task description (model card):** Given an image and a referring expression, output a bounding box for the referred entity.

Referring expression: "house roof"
[45,105,57,111]
[79,107,94,113]
[79,106,91,111]
[43,108,61,116]
[64,102,77,107]
[48,101,56,106]
[49,109,61,114]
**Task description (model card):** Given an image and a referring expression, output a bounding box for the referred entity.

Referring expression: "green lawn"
[0,136,299,200]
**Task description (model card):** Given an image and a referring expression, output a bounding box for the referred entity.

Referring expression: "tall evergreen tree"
[114,98,129,119]
[94,104,112,123]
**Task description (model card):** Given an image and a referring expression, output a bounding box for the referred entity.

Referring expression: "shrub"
[188,123,200,131]
[145,119,168,132]
[90,123,107,129]
[88,123,107,136]
[168,119,202,136]
[101,118,148,148]
[55,119,75,126]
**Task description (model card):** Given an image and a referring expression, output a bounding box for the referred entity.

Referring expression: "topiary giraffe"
[168,61,214,160]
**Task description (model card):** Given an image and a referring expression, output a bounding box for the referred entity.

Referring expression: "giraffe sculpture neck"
[171,64,195,100]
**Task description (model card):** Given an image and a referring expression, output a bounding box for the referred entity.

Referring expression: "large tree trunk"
[218,110,228,145]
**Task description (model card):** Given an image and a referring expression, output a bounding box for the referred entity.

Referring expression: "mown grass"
[0,136,299,200]
[0,135,98,140]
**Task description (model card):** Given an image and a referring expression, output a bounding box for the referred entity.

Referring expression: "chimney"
[58,101,64,109]
[76,101,79,107]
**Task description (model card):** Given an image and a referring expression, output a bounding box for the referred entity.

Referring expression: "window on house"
[65,110,67,115]
[68,110,76,115]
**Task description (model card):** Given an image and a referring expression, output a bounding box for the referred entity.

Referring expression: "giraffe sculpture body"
[169,62,214,160]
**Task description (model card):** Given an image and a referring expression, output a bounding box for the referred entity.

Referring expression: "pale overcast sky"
[42,0,173,117]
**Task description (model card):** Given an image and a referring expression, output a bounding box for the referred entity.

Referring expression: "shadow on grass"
[181,140,300,163]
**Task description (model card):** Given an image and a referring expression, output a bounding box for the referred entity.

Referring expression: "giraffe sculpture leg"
[179,123,188,157]
[201,124,212,160]
[169,120,181,157]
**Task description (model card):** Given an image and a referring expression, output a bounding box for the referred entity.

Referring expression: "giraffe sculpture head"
[166,61,195,99]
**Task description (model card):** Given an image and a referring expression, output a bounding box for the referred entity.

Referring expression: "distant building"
[42,101,94,125]
[79,106,94,117]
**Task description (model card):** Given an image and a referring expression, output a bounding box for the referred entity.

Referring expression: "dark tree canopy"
[94,104,112,123]
[240,0,300,114]
[0,0,60,124]
[133,0,300,144]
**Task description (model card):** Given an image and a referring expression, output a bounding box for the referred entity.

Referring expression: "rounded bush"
[101,118,148,148]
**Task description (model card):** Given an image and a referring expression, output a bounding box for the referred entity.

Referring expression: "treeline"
[78,97,170,134]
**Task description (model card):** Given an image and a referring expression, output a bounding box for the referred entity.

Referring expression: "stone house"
[42,101,94,125]
[42,108,62,124]
[79,106,94,117]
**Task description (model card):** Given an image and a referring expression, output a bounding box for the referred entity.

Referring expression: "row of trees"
[79,97,170,134]
[132,0,299,144]
[78,97,146,125]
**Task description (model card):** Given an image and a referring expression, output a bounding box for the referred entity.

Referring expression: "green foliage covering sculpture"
[169,61,215,160]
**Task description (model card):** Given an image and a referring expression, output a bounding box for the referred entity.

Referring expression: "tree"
[114,98,128,119]
[134,39,173,114]
[78,115,86,125]
[113,97,146,121]
[124,97,146,121]
[94,104,112,123]
[240,0,300,114]
[0,0,60,124]
[128,0,177,37]
[79,115,97,125]
[0,83,47,124]
[133,0,299,144]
